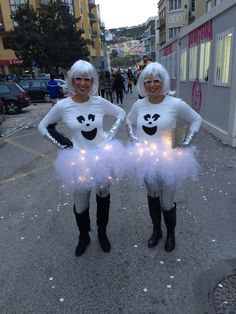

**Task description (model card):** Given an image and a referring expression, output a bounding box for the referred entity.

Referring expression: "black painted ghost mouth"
[142,125,157,135]
[81,128,97,140]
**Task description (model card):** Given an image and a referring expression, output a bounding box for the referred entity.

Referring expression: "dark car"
[19,79,63,103]
[0,82,31,114]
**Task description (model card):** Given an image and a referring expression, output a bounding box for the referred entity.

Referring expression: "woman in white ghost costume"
[38,60,126,257]
[126,62,202,252]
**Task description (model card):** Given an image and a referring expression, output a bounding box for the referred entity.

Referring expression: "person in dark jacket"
[113,70,125,105]
[47,74,61,106]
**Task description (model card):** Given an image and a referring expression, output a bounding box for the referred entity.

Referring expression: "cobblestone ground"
[0,103,51,138]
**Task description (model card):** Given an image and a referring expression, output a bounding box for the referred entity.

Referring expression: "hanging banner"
[188,20,212,47]
[164,44,172,56]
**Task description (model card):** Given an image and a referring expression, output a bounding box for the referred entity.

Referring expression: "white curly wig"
[67,60,98,96]
[137,62,171,97]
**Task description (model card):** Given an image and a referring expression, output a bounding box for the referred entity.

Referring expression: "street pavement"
[0,88,236,314]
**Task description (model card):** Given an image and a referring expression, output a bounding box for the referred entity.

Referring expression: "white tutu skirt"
[54,139,126,190]
[126,141,199,185]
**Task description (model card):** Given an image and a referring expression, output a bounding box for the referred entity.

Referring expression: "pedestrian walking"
[126,62,202,252]
[127,68,134,93]
[104,70,113,103]
[113,70,125,105]
[98,70,105,98]
[38,60,126,257]
[47,74,61,106]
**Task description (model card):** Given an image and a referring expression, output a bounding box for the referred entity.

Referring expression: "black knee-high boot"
[162,203,176,252]
[74,206,91,257]
[96,194,111,253]
[147,195,163,248]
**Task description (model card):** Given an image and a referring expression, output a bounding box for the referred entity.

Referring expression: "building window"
[206,1,212,12]
[169,0,181,11]
[61,0,74,16]
[180,49,187,81]
[2,37,12,49]
[9,0,27,15]
[189,45,198,81]
[214,29,233,86]
[190,0,195,11]
[199,40,211,82]
[160,32,166,45]
[169,27,180,39]
[160,8,166,20]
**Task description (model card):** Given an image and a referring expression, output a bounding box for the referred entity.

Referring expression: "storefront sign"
[0,59,23,65]
[188,20,212,47]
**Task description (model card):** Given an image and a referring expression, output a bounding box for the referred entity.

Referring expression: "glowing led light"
[95,155,99,160]
[71,161,76,166]
[80,156,85,161]
[150,143,157,150]
[104,144,113,150]
[80,149,86,154]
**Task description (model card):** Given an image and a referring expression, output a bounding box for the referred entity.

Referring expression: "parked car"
[0,97,6,125]
[55,79,68,97]
[19,79,63,103]
[37,73,51,79]
[0,82,30,114]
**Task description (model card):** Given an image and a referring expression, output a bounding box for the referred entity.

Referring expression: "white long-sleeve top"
[38,96,126,150]
[126,95,202,142]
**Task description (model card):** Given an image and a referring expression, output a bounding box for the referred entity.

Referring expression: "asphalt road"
[0,89,236,314]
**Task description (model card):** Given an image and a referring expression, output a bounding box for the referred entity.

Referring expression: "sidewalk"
[0,103,50,139]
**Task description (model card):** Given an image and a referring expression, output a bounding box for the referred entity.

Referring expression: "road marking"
[0,164,52,185]
[0,138,54,185]
[9,130,39,139]
[3,138,53,162]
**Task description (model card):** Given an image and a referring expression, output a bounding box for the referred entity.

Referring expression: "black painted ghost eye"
[77,116,85,123]
[144,114,151,121]
[152,114,160,121]
[88,114,95,121]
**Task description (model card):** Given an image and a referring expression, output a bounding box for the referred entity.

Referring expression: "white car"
[55,79,68,97]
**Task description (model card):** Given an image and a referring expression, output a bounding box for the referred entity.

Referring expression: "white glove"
[181,130,197,147]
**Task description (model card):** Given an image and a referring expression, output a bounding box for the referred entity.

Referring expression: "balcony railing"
[88,0,96,7]
[89,13,97,22]
[37,0,50,5]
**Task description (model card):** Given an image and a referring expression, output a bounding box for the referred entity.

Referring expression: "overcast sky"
[95,0,158,29]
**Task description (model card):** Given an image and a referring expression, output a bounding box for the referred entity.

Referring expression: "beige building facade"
[0,0,104,75]
[158,0,224,47]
